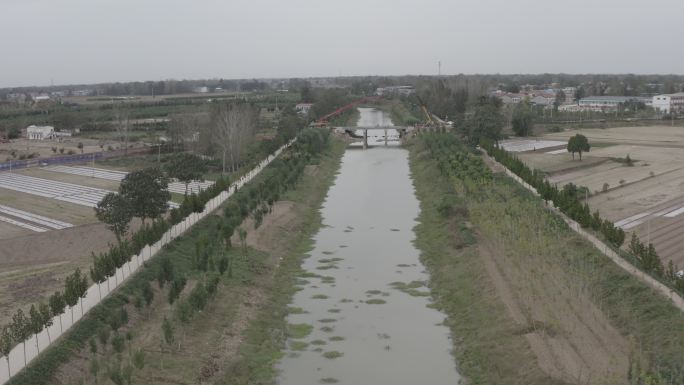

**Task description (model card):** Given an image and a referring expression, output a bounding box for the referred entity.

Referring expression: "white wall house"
[652,93,684,113]
[295,103,313,116]
[26,125,55,140]
[578,96,651,112]
[531,93,555,107]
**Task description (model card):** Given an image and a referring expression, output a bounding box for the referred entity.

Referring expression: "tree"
[142,281,154,307]
[65,269,88,322]
[238,227,247,257]
[95,193,133,243]
[463,97,504,146]
[164,153,208,194]
[567,134,590,160]
[210,102,257,174]
[554,90,566,110]
[28,304,43,354]
[38,302,53,344]
[119,168,170,224]
[89,358,100,382]
[0,327,12,377]
[511,101,534,137]
[300,83,313,103]
[49,291,66,333]
[132,348,146,370]
[10,309,29,366]
[162,317,174,345]
[114,102,130,155]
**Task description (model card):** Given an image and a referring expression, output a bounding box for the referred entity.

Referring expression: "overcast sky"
[1,0,683,88]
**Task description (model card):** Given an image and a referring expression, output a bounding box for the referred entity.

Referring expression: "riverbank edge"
[220,137,348,384]
[406,138,559,385]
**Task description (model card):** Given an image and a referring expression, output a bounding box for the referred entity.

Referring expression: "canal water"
[276,108,460,384]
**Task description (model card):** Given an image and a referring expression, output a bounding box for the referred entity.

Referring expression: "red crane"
[313,96,382,127]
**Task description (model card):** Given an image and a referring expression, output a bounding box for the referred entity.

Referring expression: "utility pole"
[438,61,441,76]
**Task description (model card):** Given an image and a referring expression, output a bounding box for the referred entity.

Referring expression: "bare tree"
[168,113,204,153]
[211,103,257,174]
[113,102,130,155]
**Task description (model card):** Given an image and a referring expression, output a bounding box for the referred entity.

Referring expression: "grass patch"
[320,326,335,333]
[312,294,329,299]
[365,299,387,305]
[318,318,337,323]
[328,336,345,342]
[390,281,431,297]
[327,309,341,313]
[310,339,327,346]
[299,271,322,279]
[287,307,308,315]
[320,378,339,384]
[322,351,343,359]
[289,340,309,351]
[318,258,343,263]
[321,276,336,284]
[287,323,314,339]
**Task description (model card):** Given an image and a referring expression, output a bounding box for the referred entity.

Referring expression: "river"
[276,107,460,384]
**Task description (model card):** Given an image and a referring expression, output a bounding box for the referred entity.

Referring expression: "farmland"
[513,125,684,267]
[0,159,215,329]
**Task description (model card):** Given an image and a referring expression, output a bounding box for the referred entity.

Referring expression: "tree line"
[482,141,684,296]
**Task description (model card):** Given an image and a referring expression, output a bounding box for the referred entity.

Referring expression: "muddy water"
[276,108,460,384]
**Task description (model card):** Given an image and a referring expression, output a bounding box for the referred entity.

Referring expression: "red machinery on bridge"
[312,96,382,127]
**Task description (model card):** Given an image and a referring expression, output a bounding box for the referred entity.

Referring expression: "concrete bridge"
[335,126,412,149]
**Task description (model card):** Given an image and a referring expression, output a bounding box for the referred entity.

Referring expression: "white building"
[531,93,556,107]
[652,93,684,113]
[295,103,313,116]
[578,96,651,112]
[375,86,415,97]
[562,87,576,103]
[558,104,581,112]
[26,125,55,140]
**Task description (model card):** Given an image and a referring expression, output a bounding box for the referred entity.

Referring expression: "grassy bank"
[407,139,559,385]
[408,134,684,384]
[218,137,346,384]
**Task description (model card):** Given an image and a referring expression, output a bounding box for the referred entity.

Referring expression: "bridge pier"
[384,128,388,146]
[363,129,368,150]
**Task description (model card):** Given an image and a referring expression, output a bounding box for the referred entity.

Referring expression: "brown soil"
[0,219,142,327]
[0,222,117,270]
[0,138,113,160]
[520,128,684,268]
[230,201,297,254]
[0,186,97,225]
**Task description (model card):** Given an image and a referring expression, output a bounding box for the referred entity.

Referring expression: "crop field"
[0,137,121,162]
[517,125,684,267]
[498,139,566,152]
